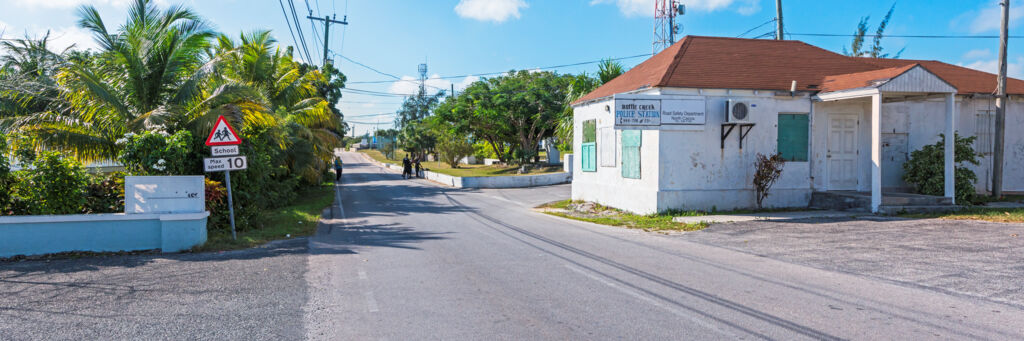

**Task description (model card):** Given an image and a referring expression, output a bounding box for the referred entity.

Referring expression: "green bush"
[0,135,13,213]
[82,172,125,214]
[25,152,89,215]
[117,130,198,175]
[472,141,497,160]
[902,133,980,204]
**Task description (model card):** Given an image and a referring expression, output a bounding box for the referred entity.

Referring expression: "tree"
[843,3,904,58]
[597,59,625,84]
[395,87,445,159]
[429,117,474,168]
[434,81,515,163]
[475,70,575,165]
[556,74,600,152]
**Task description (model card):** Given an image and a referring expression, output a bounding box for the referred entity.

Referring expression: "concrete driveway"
[682,217,1024,308]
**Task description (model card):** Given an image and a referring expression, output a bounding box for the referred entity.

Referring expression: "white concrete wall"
[570,97,662,214]
[571,89,1024,214]
[655,89,813,212]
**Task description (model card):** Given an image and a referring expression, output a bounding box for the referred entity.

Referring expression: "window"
[599,127,616,167]
[582,119,597,172]
[621,130,641,179]
[976,110,995,156]
[777,114,809,162]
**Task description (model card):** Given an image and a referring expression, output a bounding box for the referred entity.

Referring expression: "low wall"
[360,154,570,189]
[0,212,209,258]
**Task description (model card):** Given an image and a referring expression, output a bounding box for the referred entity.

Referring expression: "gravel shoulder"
[681,216,1024,307]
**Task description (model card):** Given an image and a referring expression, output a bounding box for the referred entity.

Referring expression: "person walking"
[414,157,423,178]
[333,157,343,182]
[402,154,412,179]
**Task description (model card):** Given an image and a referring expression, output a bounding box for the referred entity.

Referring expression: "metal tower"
[653,0,685,53]
[418,63,428,95]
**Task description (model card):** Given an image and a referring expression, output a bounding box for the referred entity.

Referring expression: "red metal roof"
[574,36,1024,105]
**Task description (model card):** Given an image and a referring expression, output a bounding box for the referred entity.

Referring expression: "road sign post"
[205,116,245,240]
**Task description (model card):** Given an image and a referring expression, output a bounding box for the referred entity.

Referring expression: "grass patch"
[358,149,563,177]
[900,207,1024,223]
[538,200,709,232]
[195,183,336,252]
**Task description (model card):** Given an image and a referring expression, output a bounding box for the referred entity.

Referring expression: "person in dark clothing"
[333,157,343,182]
[414,157,423,178]
[402,154,412,179]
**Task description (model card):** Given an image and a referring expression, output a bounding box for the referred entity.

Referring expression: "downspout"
[808,94,816,192]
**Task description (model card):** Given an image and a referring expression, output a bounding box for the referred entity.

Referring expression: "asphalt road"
[305,152,1024,340]
[3,151,1024,340]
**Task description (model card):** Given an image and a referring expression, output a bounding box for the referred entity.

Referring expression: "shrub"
[0,135,13,213]
[82,172,125,214]
[753,153,786,209]
[472,141,498,160]
[204,178,230,233]
[117,130,197,175]
[435,132,474,168]
[25,152,89,215]
[903,133,979,204]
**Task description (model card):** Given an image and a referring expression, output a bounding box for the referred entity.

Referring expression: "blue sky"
[1,0,1021,136]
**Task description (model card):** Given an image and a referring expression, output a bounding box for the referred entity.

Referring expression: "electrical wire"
[305,0,323,62]
[287,0,314,65]
[277,0,304,61]
[736,18,776,38]
[345,53,652,84]
[790,33,1024,39]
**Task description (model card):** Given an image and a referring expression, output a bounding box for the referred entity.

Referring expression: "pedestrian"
[414,157,423,178]
[402,154,412,179]
[333,157,343,182]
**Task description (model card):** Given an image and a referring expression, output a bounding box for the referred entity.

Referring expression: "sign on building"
[613,95,706,129]
[124,176,205,214]
[662,99,706,125]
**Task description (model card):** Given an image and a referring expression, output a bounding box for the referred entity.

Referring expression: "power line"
[287,0,314,65]
[345,53,652,84]
[736,18,776,38]
[790,33,1024,39]
[277,0,304,61]
[304,0,323,61]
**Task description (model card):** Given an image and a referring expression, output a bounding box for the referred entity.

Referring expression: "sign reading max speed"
[204,156,247,172]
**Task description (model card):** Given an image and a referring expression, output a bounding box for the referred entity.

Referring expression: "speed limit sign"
[204,156,247,172]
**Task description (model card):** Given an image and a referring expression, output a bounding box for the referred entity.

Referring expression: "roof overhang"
[815,64,957,102]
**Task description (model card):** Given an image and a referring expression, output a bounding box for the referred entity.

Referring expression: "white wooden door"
[828,114,859,190]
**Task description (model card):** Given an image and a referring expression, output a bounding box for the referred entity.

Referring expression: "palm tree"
[214,30,342,183]
[9,0,238,161]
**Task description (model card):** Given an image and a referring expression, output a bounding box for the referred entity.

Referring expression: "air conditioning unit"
[725,99,750,123]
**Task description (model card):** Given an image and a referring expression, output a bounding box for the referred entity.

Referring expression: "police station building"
[570,36,1024,214]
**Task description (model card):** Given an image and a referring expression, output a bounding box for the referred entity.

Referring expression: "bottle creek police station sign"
[613,95,706,129]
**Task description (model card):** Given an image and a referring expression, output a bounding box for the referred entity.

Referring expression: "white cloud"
[0,22,98,52]
[962,49,992,61]
[454,0,528,23]
[961,57,1024,80]
[457,75,480,90]
[951,5,1023,34]
[9,0,134,8]
[591,0,759,17]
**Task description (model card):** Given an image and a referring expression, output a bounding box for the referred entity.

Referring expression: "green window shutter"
[621,130,641,179]
[582,142,597,172]
[777,114,809,162]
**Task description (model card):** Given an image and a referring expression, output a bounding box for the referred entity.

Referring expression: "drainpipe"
[808,94,815,192]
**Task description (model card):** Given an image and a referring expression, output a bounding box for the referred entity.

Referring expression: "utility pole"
[775,0,784,40]
[307,14,348,66]
[993,0,1010,198]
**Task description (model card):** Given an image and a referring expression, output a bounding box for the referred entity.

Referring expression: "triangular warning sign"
[205,116,242,146]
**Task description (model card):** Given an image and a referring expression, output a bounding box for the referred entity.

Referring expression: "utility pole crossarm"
[307,14,349,66]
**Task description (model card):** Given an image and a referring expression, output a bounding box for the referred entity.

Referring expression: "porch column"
[945,93,957,204]
[871,93,882,213]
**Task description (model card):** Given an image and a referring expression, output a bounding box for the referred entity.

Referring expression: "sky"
[1,0,1022,136]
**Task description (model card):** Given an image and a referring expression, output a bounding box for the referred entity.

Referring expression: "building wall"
[655,88,813,212]
[571,96,662,213]
[572,89,1024,214]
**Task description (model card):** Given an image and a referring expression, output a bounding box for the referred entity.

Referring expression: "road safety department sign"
[205,116,242,146]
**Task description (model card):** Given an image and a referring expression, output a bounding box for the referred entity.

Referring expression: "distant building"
[571,36,1024,214]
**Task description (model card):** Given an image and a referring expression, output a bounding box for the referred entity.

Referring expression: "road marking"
[365,291,380,313]
[562,264,735,338]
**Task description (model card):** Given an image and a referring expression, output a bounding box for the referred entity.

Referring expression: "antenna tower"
[654,0,685,53]
[418,63,428,95]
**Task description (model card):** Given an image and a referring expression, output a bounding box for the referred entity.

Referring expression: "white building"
[571,36,1024,214]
